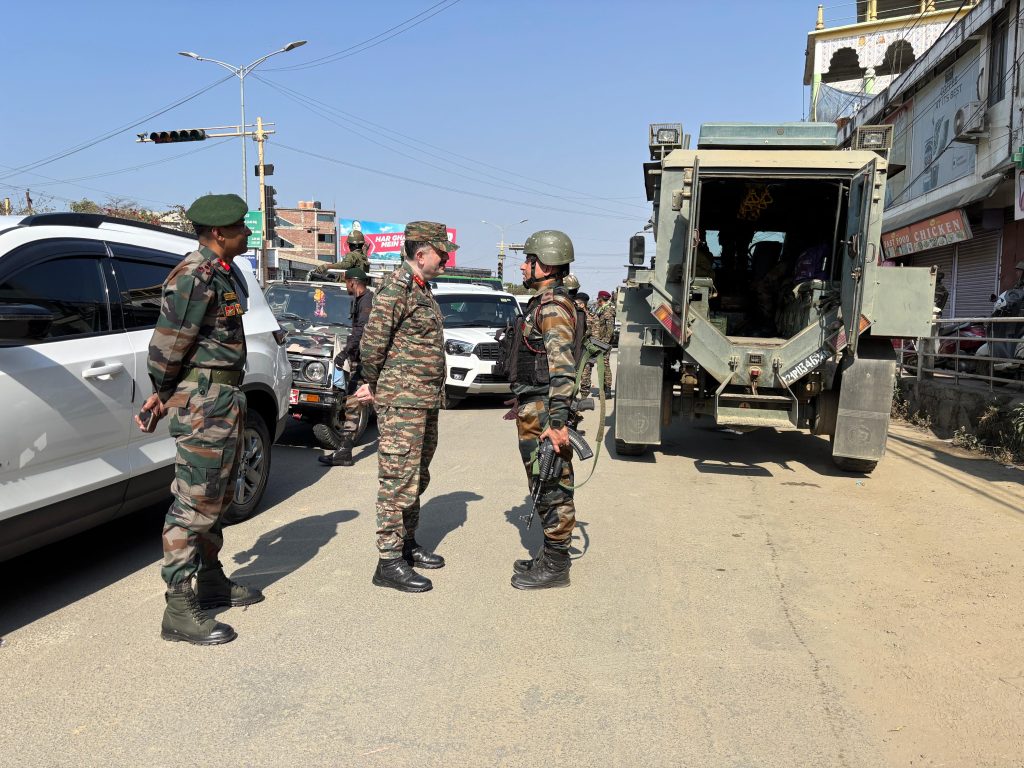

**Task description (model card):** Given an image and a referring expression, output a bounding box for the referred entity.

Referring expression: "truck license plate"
[289,389,299,405]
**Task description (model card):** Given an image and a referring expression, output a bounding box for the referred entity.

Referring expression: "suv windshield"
[265,283,352,328]
[437,293,520,328]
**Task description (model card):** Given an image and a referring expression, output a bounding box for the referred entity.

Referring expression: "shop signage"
[881,209,972,259]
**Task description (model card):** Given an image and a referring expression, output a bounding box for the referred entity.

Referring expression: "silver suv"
[0,213,291,562]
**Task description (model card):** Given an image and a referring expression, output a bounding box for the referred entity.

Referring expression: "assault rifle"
[525,398,595,530]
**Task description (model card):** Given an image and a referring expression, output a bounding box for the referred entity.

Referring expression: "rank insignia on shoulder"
[195,261,215,282]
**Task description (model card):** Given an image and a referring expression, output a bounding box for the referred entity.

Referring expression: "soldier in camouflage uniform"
[312,230,371,278]
[590,290,615,397]
[318,266,374,467]
[507,230,580,589]
[354,221,455,593]
[135,194,264,646]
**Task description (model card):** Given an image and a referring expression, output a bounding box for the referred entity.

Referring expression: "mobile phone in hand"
[137,408,158,433]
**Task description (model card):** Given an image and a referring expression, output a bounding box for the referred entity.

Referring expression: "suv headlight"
[445,339,475,356]
[304,360,327,382]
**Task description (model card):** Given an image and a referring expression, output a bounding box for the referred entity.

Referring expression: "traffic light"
[148,129,207,144]
[263,185,277,244]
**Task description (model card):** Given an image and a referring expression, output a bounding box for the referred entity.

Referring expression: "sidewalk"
[897,374,1024,438]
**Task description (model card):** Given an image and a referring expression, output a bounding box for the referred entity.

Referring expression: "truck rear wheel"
[615,438,650,457]
[832,456,878,474]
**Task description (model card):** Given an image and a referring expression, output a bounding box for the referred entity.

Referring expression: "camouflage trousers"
[580,353,612,393]
[332,376,364,437]
[516,398,575,551]
[161,381,245,585]
[375,406,438,559]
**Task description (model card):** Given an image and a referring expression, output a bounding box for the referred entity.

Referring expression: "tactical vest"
[497,289,582,387]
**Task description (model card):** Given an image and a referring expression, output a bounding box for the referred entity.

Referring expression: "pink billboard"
[339,218,457,268]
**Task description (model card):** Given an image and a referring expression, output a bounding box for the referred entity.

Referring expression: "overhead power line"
[265,0,464,73]
[271,142,641,223]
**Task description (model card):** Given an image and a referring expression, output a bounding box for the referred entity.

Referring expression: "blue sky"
[1,0,823,293]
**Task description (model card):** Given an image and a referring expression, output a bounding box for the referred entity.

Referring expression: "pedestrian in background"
[355,221,454,593]
[319,266,374,467]
[506,230,580,589]
[136,193,264,646]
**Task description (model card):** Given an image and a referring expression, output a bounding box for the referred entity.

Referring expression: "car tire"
[222,409,272,526]
[312,403,371,448]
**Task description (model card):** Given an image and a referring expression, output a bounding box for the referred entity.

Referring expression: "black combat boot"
[196,563,265,609]
[161,580,237,645]
[402,538,445,569]
[318,435,354,467]
[372,557,433,593]
[510,547,570,590]
[512,550,542,574]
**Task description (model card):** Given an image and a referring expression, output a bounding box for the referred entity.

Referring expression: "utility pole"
[482,218,528,280]
[255,116,269,284]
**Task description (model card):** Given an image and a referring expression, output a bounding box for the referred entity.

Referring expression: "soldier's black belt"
[182,368,244,386]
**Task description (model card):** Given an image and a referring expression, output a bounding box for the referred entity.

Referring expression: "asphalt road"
[2,390,1022,767]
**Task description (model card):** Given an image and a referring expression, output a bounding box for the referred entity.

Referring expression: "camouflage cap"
[185,194,248,227]
[404,220,459,254]
[345,266,369,282]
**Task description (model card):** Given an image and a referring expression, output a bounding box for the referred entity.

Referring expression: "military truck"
[614,122,936,472]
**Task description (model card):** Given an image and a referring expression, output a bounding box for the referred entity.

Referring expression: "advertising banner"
[338,219,458,268]
[881,208,972,259]
[909,49,980,198]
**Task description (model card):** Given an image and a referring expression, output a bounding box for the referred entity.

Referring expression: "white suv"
[433,284,522,403]
[0,213,291,562]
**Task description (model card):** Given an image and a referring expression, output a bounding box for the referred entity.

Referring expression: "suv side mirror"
[0,304,54,342]
[629,235,646,266]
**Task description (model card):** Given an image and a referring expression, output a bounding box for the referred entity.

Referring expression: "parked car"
[434,284,522,404]
[263,278,372,448]
[0,213,291,562]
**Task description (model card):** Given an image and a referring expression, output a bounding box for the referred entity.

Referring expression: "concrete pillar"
[816,4,824,30]
[867,0,877,21]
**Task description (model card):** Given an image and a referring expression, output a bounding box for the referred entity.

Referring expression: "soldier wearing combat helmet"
[339,229,370,272]
[136,193,264,645]
[505,229,581,589]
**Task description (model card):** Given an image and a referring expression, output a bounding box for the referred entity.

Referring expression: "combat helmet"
[563,273,580,292]
[523,230,574,266]
[347,230,366,248]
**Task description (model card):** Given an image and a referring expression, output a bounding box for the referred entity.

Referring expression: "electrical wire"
[253,75,645,219]
[0,74,234,183]
[270,141,641,222]
[265,0,464,73]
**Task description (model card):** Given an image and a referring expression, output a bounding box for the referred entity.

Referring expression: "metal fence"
[894,315,1024,391]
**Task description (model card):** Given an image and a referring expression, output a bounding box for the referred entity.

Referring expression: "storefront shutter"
[953,230,1001,318]
[909,245,955,318]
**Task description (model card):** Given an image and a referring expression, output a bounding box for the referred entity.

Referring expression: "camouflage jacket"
[148,246,246,402]
[360,261,445,408]
[338,249,370,273]
[593,301,616,342]
[511,287,576,429]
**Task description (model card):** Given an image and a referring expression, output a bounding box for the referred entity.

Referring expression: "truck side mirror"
[629,235,646,266]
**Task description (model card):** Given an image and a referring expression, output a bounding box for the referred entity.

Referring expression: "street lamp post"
[178,41,306,205]
[482,218,528,279]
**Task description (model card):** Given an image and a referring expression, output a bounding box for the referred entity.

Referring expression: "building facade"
[271,200,338,280]
[813,0,1021,318]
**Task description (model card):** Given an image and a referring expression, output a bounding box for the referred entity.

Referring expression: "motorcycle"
[896,320,987,373]
[975,285,1024,381]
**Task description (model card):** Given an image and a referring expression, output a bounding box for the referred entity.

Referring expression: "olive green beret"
[186,194,248,227]
[345,267,369,282]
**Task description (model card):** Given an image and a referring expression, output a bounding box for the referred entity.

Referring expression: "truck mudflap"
[614,314,664,448]
[832,338,897,463]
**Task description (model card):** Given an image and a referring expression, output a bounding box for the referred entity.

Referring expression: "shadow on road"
[415,491,484,553]
[502,495,590,562]
[0,503,166,638]
[227,509,359,593]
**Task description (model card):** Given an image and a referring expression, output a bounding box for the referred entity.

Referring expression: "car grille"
[474,373,508,384]
[474,342,501,361]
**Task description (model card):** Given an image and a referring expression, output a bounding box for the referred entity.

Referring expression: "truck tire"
[832,456,878,474]
[615,438,649,457]
[312,403,370,448]
[222,409,272,526]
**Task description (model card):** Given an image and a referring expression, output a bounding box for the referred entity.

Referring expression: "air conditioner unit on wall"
[953,101,987,141]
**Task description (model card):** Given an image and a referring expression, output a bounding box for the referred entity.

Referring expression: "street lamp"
[482,218,528,279]
[178,41,307,205]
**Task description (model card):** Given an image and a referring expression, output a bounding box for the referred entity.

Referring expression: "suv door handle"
[83,362,126,379]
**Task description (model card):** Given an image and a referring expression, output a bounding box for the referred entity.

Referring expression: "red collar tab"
[216,258,232,272]
[412,273,426,289]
